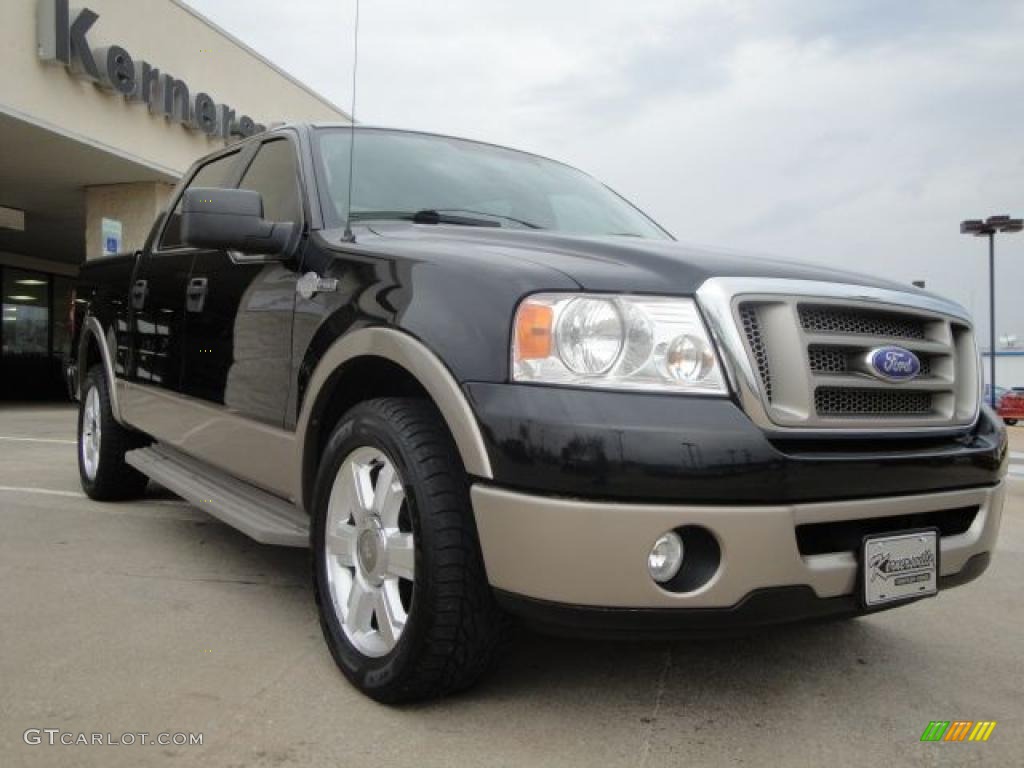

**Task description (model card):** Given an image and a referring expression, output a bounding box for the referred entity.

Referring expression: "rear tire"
[1005,419,1018,426]
[77,365,150,501]
[312,397,503,703]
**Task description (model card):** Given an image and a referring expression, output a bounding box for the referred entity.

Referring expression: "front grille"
[732,293,979,430]
[739,304,772,400]
[796,506,978,556]
[808,346,933,377]
[808,347,848,374]
[799,305,926,340]
[815,387,932,417]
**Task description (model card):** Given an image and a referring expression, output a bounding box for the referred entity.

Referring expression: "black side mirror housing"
[181,187,294,256]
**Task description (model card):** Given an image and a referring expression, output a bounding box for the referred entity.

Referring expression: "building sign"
[101,217,122,256]
[36,0,266,140]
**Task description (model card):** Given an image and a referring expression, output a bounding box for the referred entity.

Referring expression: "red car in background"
[998,389,1024,425]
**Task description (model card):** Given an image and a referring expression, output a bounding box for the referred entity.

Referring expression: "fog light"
[648,531,684,583]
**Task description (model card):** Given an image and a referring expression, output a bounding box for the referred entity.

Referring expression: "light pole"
[960,215,1022,408]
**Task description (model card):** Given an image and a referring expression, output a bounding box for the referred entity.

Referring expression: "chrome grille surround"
[696,278,981,432]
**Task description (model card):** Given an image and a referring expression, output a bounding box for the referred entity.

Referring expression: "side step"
[126,444,310,547]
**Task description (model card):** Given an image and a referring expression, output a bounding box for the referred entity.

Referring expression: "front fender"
[294,327,494,510]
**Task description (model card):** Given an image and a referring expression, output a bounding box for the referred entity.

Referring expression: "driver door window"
[237,139,302,224]
[158,151,241,251]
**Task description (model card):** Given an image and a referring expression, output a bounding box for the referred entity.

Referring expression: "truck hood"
[356,222,923,296]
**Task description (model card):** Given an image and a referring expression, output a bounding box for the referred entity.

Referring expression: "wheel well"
[80,331,103,392]
[302,356,431,511]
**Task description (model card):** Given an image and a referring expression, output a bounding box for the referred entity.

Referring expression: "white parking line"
[0,485,192,508]
[1010,452,1024,462]
[0,436,76,445]
[0,485,83,498]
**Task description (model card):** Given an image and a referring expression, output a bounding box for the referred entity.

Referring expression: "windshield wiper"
[430,209,543,230]
[349,210,499,228]
[349,209,542,230]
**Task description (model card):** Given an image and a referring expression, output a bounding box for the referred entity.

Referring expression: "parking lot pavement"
[1009,428,1024,479]
[1,405,1022,768]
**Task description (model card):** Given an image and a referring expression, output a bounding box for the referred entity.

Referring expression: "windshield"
[314,128,670,239]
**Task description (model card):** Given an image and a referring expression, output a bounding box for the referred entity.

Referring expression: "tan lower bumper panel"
[471,482,1004,609]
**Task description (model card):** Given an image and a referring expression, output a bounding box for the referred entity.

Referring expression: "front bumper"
[471,481,1005,630]
[464,383,1007,503]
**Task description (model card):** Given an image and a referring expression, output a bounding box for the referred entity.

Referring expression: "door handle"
[131,279,148,310]
[186,277,208,313]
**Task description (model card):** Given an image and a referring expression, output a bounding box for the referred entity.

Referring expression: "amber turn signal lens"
[515,303,553,361]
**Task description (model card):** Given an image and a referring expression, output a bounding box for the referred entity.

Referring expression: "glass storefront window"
[52,276,74,359]
[2,268,50,358]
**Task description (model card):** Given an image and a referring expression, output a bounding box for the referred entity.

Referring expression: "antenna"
[342,0,361,243]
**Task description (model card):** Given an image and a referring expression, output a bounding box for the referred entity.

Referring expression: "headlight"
[512,293,728,394]
[556,297,624,375]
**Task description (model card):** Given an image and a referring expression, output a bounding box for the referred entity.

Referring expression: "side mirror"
[181,187,294,256]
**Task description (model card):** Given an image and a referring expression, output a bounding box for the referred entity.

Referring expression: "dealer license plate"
[862,529,938,608]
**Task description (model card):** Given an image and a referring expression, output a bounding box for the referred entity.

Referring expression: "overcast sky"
[186,0,1024,346]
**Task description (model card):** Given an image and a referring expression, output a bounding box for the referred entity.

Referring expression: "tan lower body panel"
[470,482,1005,609]
[118,380,297,501]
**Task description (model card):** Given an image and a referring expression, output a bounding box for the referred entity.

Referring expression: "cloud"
[186,0,1024,344]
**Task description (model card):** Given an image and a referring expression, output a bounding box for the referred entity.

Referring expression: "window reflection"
[2,268,50,358]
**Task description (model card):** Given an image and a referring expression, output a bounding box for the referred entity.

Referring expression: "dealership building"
[0,0,349,396]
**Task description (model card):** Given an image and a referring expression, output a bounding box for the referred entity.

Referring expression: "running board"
[126,444,310,547]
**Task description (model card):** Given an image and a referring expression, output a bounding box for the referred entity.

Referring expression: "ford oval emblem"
[867,346,921,382]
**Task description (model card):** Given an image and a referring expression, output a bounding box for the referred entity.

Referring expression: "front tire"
[312,397,502,703]
[77,365,149,501]
[1005,418,1018,426]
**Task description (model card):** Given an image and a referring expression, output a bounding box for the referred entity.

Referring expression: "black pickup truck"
[69,124,1008,703]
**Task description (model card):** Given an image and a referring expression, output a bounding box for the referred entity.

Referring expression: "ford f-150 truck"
[69,124,1008,703]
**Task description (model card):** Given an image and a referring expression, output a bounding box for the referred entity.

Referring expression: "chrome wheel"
[325,446,414,658]
[81,387,102,481]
